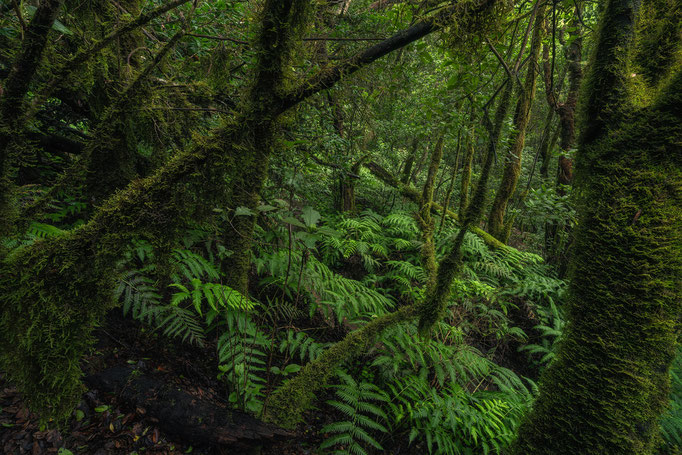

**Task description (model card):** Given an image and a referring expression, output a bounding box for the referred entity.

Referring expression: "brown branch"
[276,0,501,114]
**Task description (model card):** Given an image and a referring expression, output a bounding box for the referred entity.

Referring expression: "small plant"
[319,370,390,455]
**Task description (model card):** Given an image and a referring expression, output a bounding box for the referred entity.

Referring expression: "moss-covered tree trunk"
[401,137,419,184]
[458,123,475,219]
[83,0,148,204]
[512,0,682,452]
[220,0,310,293]
[0,0,64,237]
[487,3,546,242]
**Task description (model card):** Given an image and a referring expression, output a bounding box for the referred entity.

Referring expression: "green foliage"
[369,320,534,454]
[660,347,682,454]
[217,311,270,413]
[519,300,565,367]
[320,370,390,455]
[280,329,327,363]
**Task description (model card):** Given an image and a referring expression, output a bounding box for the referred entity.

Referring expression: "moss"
[632,0,681,87]
[220,0,312,292]
[511,42,682,453]
[0,223,121,424]
[487,3,545,241]
[417,134,444,287]
[512,116,682,454]
[0,124,234,423]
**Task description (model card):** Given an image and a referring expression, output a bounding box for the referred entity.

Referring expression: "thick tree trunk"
[487,3,546,242]
[512,0,682,452]
[220,0,309,294]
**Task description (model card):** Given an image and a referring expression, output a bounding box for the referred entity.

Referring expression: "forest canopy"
[0,0,680,454]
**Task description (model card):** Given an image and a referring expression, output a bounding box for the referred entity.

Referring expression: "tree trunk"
[487,3,546,242]
[401,137,419,184]
[220,0,310,294]
[512,0,682,452]
[438,131,461,233]
[83,0,147,205]
[0,0,64,236]
[458,124,475,219]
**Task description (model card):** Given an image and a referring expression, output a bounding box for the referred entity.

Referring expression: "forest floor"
[0,312,324,455]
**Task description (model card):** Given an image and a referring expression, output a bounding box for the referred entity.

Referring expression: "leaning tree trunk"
[511,0,682,452]
[487,2,546,242]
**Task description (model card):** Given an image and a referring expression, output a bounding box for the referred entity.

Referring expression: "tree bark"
[511,0,682,452]
[487,2,546,242]
[400,137,419,184]
[0,0,64,236]
[458,124,475,219]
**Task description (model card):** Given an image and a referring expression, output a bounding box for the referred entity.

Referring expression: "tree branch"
[275,0,500,113]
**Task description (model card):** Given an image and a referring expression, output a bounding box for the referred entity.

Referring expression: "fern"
[156,305,206,346]
[320,370,389,455]
[171,248,220,282]
[280,329,327,363]
[115,270,162,323]
[519,299,565,367]
[217,311,270,413]
[660,347,682,453]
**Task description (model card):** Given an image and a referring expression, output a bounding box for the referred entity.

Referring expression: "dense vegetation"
[0,0,680,454]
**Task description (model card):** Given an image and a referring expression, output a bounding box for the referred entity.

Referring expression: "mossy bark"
[458,125,474,219]
[0,0,64,236]
[264,305,417,429]
[417,134,444,288]
[0,130,228,423]
[83,0,147,204]
[487,4,545,242]
[401,137,419,184]
[438,132,461,234]
[220,0,311,294]
[512,0,682,452]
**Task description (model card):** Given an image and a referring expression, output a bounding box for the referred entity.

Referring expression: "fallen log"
[84,366,292,448]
